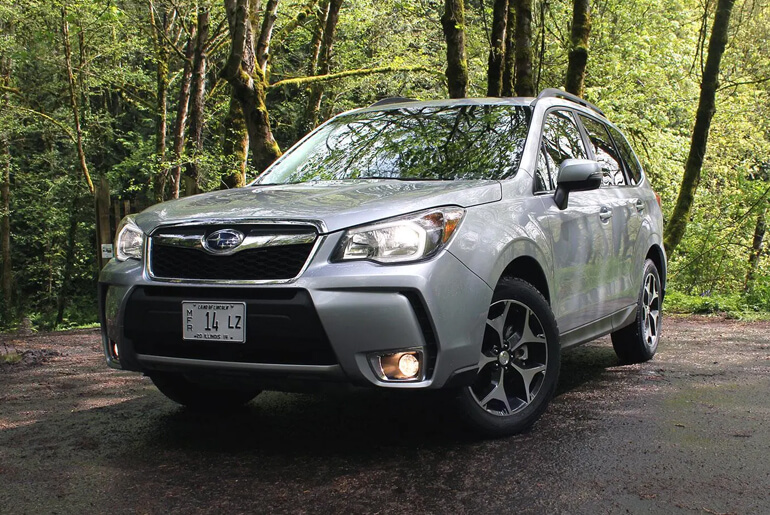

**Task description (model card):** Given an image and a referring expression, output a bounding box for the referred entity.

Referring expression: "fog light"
[374,349,423,381]
[398,353,420,378]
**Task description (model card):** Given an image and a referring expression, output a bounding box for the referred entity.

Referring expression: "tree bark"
[0,44,12,317]
[441,0,468,99]
[296,0,329,138]
[486,0,508,97]
[221,94,249,189]
[565,0,591,97]
[304,0,342,133]
[61,6,95,195]
[149,0,171,201]
[56,197,79,327]
[256,0,279,75]
[171,32,196,199]
[745,207,766,291]
[223,0,282,172]
[184,7,210,196]
[501,2,516,97]
[513,0,534,96]
[0,143,10,318]
[663,0,736,255]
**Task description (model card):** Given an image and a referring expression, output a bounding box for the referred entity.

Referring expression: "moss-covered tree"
[663,0,737,255]
[486,0,508,97]
[441,0,468,98]
[513,0,534,96]
[501,1,515,96]
[223,0,282,172]
[304,0,342,132]
[565,0,591,97]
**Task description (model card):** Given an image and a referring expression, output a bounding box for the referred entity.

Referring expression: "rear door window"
[578,115,626,187]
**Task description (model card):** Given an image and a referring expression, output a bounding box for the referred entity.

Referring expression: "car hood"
[134,180,502,234]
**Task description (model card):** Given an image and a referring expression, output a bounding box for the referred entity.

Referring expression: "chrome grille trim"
[144,221,323,285]
[153,231,317,256]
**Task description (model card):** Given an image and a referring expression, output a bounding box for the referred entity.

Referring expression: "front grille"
[149,225,317,281]
[124,286,337,365]
[151,244,314,280]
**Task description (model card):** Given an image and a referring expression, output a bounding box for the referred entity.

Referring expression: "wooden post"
[95,176,112,269]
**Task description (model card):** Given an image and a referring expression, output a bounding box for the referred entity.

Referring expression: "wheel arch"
[645,243,667,298]
[498,255,551,306]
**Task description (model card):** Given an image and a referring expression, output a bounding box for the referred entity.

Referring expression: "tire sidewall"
[457,278,561,437]
[637,259,662,359]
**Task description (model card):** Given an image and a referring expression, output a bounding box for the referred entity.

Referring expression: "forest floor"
[1,316,769,514]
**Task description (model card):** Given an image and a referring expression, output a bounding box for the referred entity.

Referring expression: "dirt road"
[1,316,769,514]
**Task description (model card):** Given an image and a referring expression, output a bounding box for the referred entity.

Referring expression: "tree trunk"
[149,1,171,201]
[223,0,282,172]
[441,0,468,99]
[184,7,210,196]
[501,2,516,97]
[56,197,79,327]
[170,33,196,199]
[1,143,10,318]
[256,0,279,75]
[61,6,95,195]
[1,46,12,317]
[486,0,508,97]
[513,0,534,96]
[663,0,736,255]
[304,0,342,133]
[221,94,249,189]
[565,0,591,97]
[745,207,766,291]
[296,0,329,138]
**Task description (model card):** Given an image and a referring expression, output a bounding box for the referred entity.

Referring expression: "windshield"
[256,104,532,184]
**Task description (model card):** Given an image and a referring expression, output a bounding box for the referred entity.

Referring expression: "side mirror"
[553,159,602,210]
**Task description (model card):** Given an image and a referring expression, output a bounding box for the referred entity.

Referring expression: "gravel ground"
[1,315,769,514]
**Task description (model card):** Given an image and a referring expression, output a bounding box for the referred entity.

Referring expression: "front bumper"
[99,234,492,389]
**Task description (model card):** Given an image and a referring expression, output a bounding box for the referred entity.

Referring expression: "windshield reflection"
[257,105,532,184]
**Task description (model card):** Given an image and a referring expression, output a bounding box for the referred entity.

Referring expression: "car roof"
[357,92,608,121]
[357,96,536,113]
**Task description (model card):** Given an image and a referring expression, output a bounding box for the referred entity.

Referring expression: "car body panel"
[132,180,502,235]
[99,95,666,395]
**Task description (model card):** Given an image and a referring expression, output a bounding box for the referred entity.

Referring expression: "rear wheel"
[149,372,260,410]
[611,259,662,364]
[457,278,560,437]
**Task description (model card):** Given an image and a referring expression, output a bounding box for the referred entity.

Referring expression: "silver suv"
[99,89,666,436]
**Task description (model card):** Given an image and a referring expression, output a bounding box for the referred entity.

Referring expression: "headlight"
[115,215,144,261]
[334,207,465,264]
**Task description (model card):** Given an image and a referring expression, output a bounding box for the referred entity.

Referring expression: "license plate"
[182,301,246,343]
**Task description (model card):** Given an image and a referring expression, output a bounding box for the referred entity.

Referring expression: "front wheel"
[149,372,261,410]
[456,278,561,437]
[611,259,662,364]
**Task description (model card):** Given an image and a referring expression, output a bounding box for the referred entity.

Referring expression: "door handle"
[599,206,612,222]
[634,198,645,213]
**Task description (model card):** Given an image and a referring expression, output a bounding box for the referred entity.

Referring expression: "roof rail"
[531,88,605,117]
[369,97,418,107]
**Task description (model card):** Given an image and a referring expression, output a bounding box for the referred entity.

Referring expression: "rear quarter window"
[608,126,644,185]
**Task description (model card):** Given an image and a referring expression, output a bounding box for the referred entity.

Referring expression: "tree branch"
[9,106,77,144]
[269,65,437,89]
[0,85,21,96]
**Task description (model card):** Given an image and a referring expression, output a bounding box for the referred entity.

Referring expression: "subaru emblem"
[204,229,244,253]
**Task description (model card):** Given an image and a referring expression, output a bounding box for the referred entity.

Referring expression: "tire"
[456,278,561,437]
[149,372,260,410]
[611,259,662,364]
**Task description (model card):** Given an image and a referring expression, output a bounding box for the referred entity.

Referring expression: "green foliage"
[0,0,769,330]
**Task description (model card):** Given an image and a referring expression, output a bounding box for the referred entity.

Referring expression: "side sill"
[559,304,637,349]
